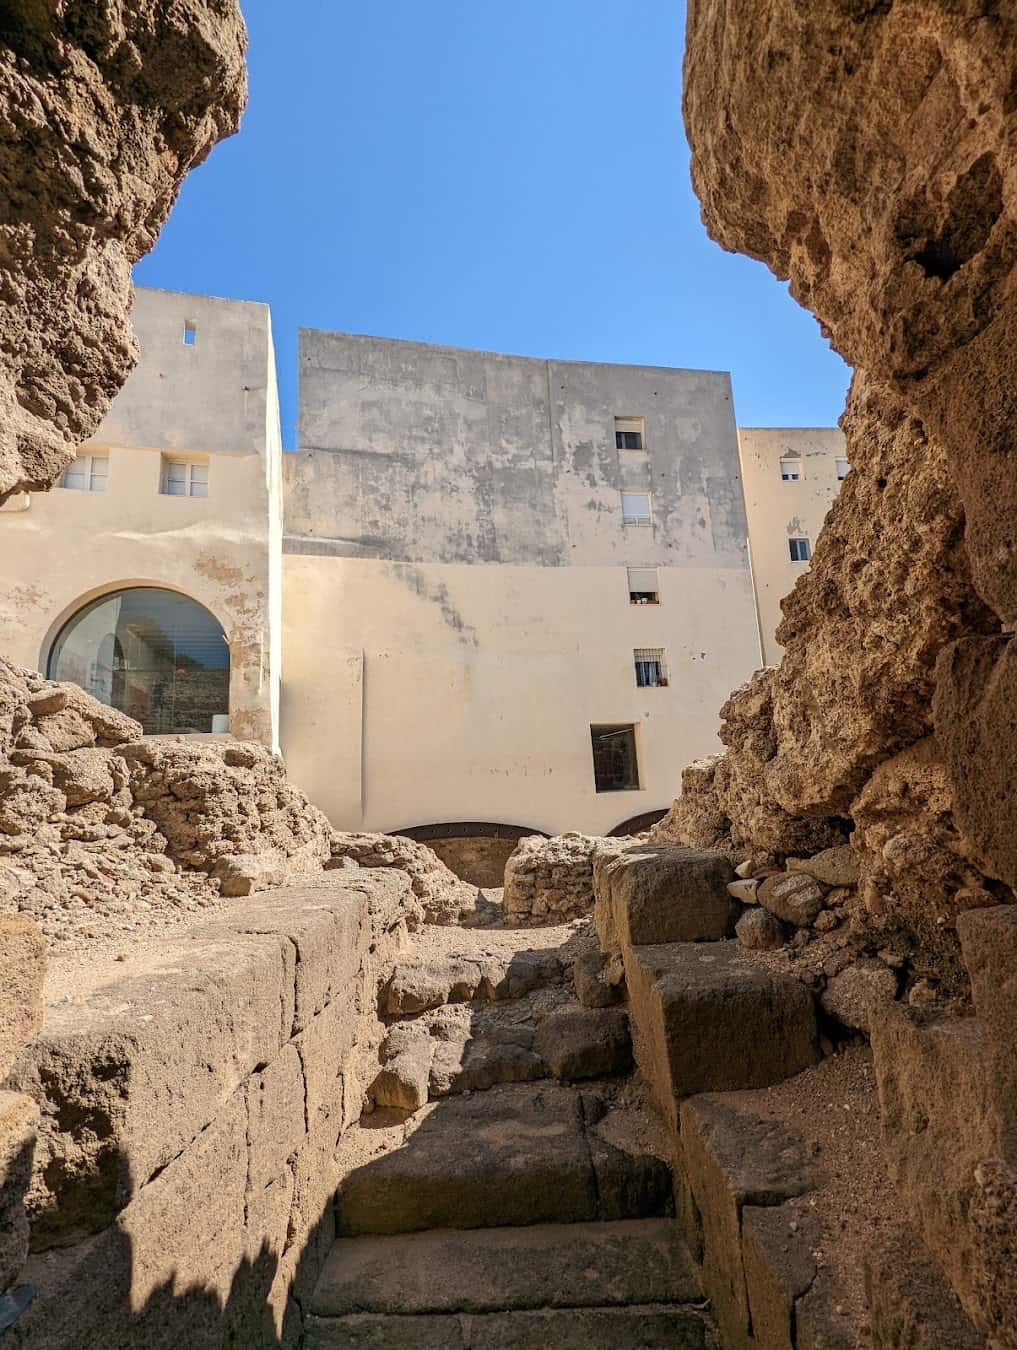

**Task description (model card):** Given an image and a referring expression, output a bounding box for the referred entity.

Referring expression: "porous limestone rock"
[0,657,342,948]
[329,832,477,926]
[0,0,248,500]
[820,959,897,1035]
[735,908,786,953]
[504,833,629,927]
[757,872,827,929]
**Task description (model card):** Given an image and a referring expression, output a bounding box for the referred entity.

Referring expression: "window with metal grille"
[621,491,651,525]
[615,416,645,451]
[780,458,802,481]
[634,648,667,688]
[836,458,849,480]
[161,456,209,498]
[788,536,811,562]
[58,453,108,492]
[590,724,640,792]
[627,566,659,604]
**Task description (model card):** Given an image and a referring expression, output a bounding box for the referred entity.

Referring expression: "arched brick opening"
[608,809,668,837]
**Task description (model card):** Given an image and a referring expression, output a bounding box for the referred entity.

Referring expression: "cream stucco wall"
[0,288,283,748]
[281,557,760,836]
[738,427,848,665]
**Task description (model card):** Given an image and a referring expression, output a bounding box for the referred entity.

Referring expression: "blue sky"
[134,0,850,449]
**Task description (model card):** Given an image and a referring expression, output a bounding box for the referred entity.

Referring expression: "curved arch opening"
[47,586,230,735]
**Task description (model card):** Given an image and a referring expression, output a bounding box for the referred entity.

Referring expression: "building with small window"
[0,287,845,843]
[737,427,849,665]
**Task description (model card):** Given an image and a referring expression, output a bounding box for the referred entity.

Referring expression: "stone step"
[624,940,820,1128]
[337,1082,671,1237]
[311,1218,699,1317]
[384,950,563,1016]
[304,1303,712,1349]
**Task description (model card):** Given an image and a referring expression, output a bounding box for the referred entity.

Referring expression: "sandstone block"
[572,949,624,1008]
[957,904,1017,1152]
[372,1034,434,1113]
[429,1024,545,1097]
[787,845,859,888]
[820,959,897,1034]
[293,998,359,1134]
[758,872,827,927]
[533,1008,632,1082]
[735,907,786,951]
[0,916,46,1079]
[625,942,819,1128]
[385,958,482,1016]
[247,1043,306,1192]
[864,1227,986,1350]
[305,1312,466,1349]
[479,949,562,1001]
[741,1204,820,1350]
[594,844,738,956]
[727,877,759,904]
[0,1091,39,1290]
[678,1095,817,1348]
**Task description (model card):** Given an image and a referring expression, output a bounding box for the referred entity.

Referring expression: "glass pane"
[166,461,187,481]
[61,462,87,489]
[164,477,186,496]
[48,587,229,735]
[189,478,208,498]
[621,493,650,522]
[591,725,639,792]
[189,463,208,483]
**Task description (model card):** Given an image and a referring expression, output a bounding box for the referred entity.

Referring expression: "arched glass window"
[48,588,229,735]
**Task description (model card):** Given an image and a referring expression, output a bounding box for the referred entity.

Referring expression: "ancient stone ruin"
[3,0,1017,1347]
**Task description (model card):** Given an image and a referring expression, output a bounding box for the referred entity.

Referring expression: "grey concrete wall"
[101,288,274,457]
[287,332,749,571]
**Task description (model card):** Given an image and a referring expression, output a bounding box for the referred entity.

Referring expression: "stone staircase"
[304,1081,713,1348]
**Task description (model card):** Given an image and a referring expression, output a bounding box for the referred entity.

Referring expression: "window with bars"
[58,453,108,492]
[634,648,668,688]
[788,536,811,562]
[161,457,209,498]
[627,566,659,604]
[590,724,640,792]
[621,491,651,525]
[615,416,645,451]
[836,458,850,480]
[780,458,802,481]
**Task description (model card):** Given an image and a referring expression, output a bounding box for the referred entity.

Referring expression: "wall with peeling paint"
[282,333,763,835]
[738,428,848,665]
[0,289,282,748]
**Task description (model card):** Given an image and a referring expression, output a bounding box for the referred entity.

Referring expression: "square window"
[161,456,209,498]
[789,536,811,562]
[780,459,802,481]
[615,416,644,451]
[183,322,197,347]
[591,723,640,792]
[634,647,668,688]
[627,566,659,604]
[621,491,651,525]
[59,453,108,491]
[836,458,850,480]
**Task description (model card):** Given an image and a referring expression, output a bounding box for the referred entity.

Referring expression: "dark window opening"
[627,567,659,604]
[789,537,811,563]
[616,430,643,450]
[591,723,640,792]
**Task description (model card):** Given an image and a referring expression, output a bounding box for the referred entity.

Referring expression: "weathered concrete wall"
[283,333,762,837]
[0,290,282,749]
[292,332,751,570]
[5,870,414,1348]
[738,427,846,665]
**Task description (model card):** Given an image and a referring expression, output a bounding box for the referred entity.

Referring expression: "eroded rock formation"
[0,0,247,500]
[680,1,1017,1338]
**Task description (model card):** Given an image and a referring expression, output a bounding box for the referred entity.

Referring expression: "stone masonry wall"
[504,834,633,927]
[4,870,415,1349]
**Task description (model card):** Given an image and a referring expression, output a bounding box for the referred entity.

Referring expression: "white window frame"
[780,458,802,482]
[621,491,652,526]
[58,453,108,492]
[634,647,668,688]
[615,416,645,452]
[161,456,209,498]
[788,536,811,563]
[836,458,850,481]
[627,566,660,605]
[183,321,197,347]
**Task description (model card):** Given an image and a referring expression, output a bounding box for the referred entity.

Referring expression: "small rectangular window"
[627,566,659,604]
[615,416,645,451]
[58,453,108,492]
[789,536,811,562]
[161,456,209,498]
[183,321,197,347]
[836,458,849,480]
[621,491,651,525]
[780,458,802,481]
[591,723,640,792]
[634,648,668,688]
